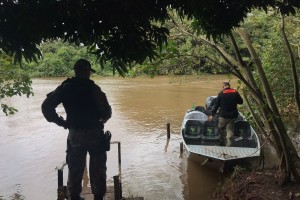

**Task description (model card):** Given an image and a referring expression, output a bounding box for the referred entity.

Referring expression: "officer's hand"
[208,116,214,121]
[56,116,68,129]
[100,118,108,124]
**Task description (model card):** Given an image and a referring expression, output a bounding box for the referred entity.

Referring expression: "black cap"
[73,59,96,73]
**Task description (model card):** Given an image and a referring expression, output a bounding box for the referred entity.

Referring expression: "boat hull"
[181,98,261,166]
[184,146,260,172]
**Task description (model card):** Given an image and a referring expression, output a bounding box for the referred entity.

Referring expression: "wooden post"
[58,169,63,187]
[57,169,65,200]
[117,142,122,198]
[114,175,121,200]
[118,142,121,166]
[167,123,170,139]
[180,142,183,154]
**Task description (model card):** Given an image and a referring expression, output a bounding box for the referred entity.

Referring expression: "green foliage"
[25,40,112,77]
[174,0,277,39]
[1,1,299,75]
[0,54,33,115]
[262,38,293,109]
[231,165,247,179]
[129,13,231,76]
[243,10,300,114]
[0,0,171,74]
[131,40,199,76]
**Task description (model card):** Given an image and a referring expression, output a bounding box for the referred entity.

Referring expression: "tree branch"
[280,13,300,118]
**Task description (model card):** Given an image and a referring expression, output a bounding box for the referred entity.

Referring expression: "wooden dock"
[81,186,114,200]
[81,186,143,200]
[58,169,144,200]
[57,141,144,200]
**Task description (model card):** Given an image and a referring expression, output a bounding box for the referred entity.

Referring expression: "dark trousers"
[67,128,107,197]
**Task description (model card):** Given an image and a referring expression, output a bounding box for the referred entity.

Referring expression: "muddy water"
[0,75,230,200]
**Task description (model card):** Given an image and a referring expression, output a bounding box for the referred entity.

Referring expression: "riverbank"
[212,167,300,200]
[210,121,300,200]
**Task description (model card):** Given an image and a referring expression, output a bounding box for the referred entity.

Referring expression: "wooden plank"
[81,186,144,200]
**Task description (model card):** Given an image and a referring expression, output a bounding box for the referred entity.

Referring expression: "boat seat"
[231,120,256,148]
[234,120,251,137]
[183,120,202,144]
[201,120,220,145]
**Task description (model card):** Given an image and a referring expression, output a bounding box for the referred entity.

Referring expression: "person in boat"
[208,81,243,146]
[41,59,112,200]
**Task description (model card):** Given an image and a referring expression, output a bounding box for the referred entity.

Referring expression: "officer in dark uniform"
[41,59,112,200]
[208,81,243,146]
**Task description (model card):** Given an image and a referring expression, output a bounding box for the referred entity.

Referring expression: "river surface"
[0,75,232,200]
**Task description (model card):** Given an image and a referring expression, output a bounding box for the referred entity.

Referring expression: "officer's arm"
[94,87,112,123]
[101,94,112,123]
[211,95,220,116]
[237,92,243,104]
[41,86,68,128]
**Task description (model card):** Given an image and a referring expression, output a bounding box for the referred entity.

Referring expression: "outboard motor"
[203,96,217,116]
[205,96,217,110]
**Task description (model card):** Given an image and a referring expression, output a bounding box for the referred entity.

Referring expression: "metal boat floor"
[186,144,260,161]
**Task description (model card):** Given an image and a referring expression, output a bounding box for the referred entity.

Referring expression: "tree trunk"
[280,14,300,118]
[236,28,300,183]
[242,89,276,148]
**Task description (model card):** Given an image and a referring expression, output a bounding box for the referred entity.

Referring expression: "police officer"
[42,59,112,200]
[208,81,243,146]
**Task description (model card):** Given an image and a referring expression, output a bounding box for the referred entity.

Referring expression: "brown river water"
[0,75,233,200]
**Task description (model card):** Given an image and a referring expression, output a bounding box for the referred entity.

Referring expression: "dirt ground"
[211,168,300,200]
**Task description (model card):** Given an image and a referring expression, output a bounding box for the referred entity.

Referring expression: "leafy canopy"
[0,0,299,74]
